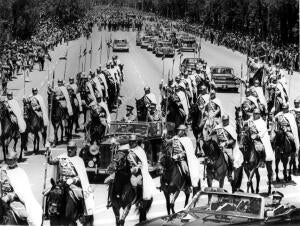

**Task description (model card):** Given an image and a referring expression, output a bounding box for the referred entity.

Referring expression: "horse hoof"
[256,189,259,194]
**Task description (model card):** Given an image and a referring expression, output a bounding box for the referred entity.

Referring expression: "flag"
[162,54,165,61]
[83,48,87,56]
[89,43,92,54]
[46,53,52,62]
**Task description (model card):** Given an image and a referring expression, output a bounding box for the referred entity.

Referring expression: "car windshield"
[115,40,127,44]
[181,38,196,44]
[187,192,263,220]
[107,122,149,136]
[186,58,200,64]
[211,67,234,74]
[162,42,172,47]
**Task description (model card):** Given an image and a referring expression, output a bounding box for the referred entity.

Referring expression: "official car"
[180,57,206,73]
[210,66,240,92]
[154,41,175,57]
[112,38,129,52]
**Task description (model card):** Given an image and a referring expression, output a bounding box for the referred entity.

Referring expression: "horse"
[85,105,107,145]
[45,178,92,226]
[0,100,25,162]
[108,151,152,226]
[22,97,47,154]
[161,93,186,128]
[159,141,201,215]
[0,199,27,225]
[236,107,273,194]
[189,103,203,154]
[135,96,148,121]
[47,92,71,145]
[272,129,294,182]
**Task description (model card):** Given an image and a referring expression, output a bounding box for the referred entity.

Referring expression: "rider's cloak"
[7,99,26,133]
[69,84,83,112]
[130,146,156,200]
[52,154,95,216]
[178,137,201,187]
[254,86,267,108]
[253,118,275,161]
[176,90,189,119]
[58,86,73,116]
[4,165,42,226]
[32,94,49,126]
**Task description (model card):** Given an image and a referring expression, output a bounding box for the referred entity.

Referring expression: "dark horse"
[23,97,47,154]
[236,107,273,194]
[161,93,186,128]
[0,199,27,225]
[76,73,89,124]
[272,129,294,182]
[202,139,243,193]
[67,87,81,135]
[159,141,201,215]
[189,103,203,154]
[48,92,72,145]
[102,70,119,112]
[135,96,148,121]
[85,106,107,145]
[45,179,93,226]
[108,151,152,226]
[0,99,25,161]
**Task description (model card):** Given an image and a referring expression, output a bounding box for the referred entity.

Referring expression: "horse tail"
[137,198,153,222]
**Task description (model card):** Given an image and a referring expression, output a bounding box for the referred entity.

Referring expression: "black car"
[137,187,300,226]
[210,66,240,92]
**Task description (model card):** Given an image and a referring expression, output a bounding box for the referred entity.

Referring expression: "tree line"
[0,0,93,40]
[141,0,299,46]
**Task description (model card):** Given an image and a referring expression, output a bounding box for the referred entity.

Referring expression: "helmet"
[254,79,260,86]
[144,86,150,92]
[7,91,13,96]
[176,124,187,130]
[175,76,181,82]
[272,191,284,199]
[57,79,63,84]
[222,114,230,122]
[69,77,74,81]
[112,55,117,60]
[282,103,289,109]
[129,134,138,141]
[210,90,216,99]
[253,108,260,114]
[67,140,77,149]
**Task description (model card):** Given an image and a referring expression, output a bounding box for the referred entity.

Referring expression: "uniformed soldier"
[146,102,161,122]
[265,191,286,217]
[47,141,94,223]
[122,105,136,122]
[144,86,157,108]
[242,88,260,118]
[29,87,49,127]
[204,90,222,123]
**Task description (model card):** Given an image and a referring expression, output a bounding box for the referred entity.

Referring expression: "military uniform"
[127,150,143,187]
[0,169,15,198]
[146,109,161,122]
[276,113,296,153]
[248,120,266,161]
[122,112,136,122]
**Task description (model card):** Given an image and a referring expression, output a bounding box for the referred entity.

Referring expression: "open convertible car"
[137,187,300,226]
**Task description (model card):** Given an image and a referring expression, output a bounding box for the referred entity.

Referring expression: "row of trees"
[141,0,299,45]
[0,0,93,40]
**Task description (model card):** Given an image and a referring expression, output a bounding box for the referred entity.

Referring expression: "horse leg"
[60,121,64,143]
[247,168,256,193]
[283,156,288,182]
[163,191,171,215]
[170,190,180,214]
[255,168,260,194]
[275,156,280,182]
[119,205,131,226]
[183,190,190,207]
[112,206,120,226]
[266,161,273,195]
[36,132,40,153]
[42,127,47,147]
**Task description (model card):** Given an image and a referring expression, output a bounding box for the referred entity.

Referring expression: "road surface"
[1,25,300,226]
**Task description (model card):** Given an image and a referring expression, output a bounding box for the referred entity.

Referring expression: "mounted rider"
[96,67,109,101]
[122,105,136,122]
[90,93,111,127]
[242,88,260,118]
[127,134,156,200]
[6,91,26,133]
[251,79,267,116]
[164,124,201,189]
[204,90,223,124]
[144,86,157,109]
[209,115,244,181]
[183,69,194,104]
[248,109,274,167]
[48,79,73,117]
[67,77,83,113]
[28,87,49,127]
[275,103,299,155]
[174,83,190,123]
[89,70,105,101]
[0,150,42,226]
[47,141,94,222]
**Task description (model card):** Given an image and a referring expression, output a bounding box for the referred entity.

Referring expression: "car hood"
[137,211,259,226]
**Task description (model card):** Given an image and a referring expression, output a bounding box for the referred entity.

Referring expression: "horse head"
[47,178,65,217]
[0,98,9,120]
[202,139,222,165]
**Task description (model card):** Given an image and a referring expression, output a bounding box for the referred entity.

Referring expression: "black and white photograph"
[0,0,299,225]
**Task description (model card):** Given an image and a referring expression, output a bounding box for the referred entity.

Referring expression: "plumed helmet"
[222,114,230,122]
[144,86,150,92]
[176,124,187,130]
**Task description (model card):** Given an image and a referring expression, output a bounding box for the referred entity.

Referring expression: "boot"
[106,183,113,209]
[258,151,265,168]
[227,160,233,182]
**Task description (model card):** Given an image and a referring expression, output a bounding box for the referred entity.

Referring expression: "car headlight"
[88,160,94,168]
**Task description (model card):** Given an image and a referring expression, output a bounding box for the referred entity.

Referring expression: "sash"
[58,86,73,116]
[176,91,189,118]
[284,113,299,152]
[32,94,49,126]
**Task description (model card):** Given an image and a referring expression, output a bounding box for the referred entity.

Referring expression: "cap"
[67,140,77,148]
[222,114,230,121]
[272,191,284,199]
[69,77,74,81]
[7,91,13,96]
[126,105,134,110]
[129,134,138,141]
[32,87,38,92]
[176,124,187,130]
[282,103,289,109]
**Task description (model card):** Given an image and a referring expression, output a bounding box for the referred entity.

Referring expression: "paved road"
[1,25,300,226]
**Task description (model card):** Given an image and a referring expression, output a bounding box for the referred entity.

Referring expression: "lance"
[171,56,175,79]
[63,48,68,80]
[84,38,88,72]
[198,38,201,58]
[78,45,81,73]
[162,54,165,81]
[240,64,243,105]
[90,41,93,70]
[99,36,103,65]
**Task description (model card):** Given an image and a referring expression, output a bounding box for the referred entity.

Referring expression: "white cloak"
[176,90,189,118]
[98,73,108,99]
[87,81,96,102]
[130,146,156,200]
[52,154,95,215]
[99,101,111,125]
[253,118,275,161]
[4,166,42,226]
[8,99,26,133]
[58,86,73,116]
[178,137,201,187]
[254,86,267,108]
[32,94,49,126]
[92,77,104,98]
[284,112,299,152]
[69,84,83,112]
[211,97,224,116]
[146,93,157,105]
[223,124,244,168]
